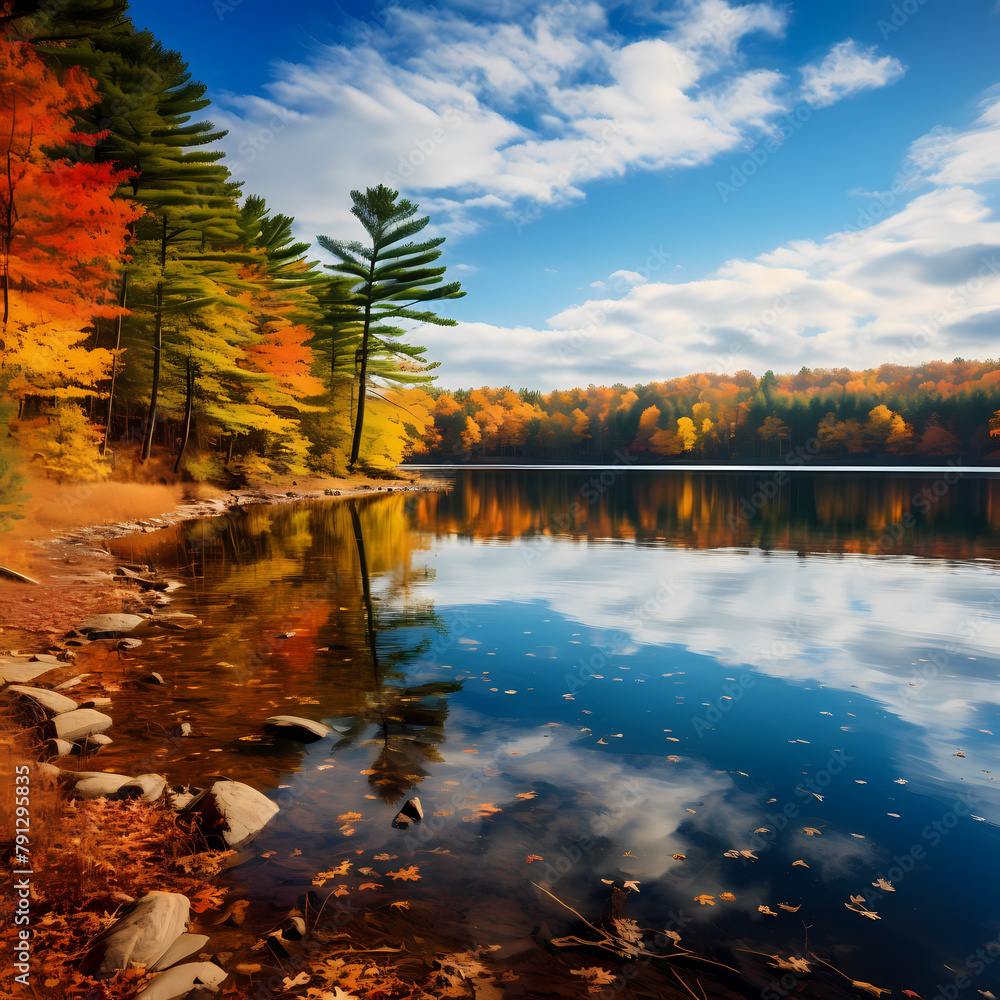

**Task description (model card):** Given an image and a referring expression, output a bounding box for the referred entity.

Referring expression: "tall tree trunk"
[101,271,127,456]
[349,264,376,469]
[141,215,168,462]
[173,356,193,474]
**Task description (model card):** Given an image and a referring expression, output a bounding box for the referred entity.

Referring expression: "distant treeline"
[416,360,1000,463]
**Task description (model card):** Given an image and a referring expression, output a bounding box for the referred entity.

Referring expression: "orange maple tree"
[0,32,141,403]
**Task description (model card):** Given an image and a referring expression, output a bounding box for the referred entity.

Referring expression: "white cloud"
[799,39,906,108]
[216,2,898,240]
[608,269,649,287]
[413,106,1000,390]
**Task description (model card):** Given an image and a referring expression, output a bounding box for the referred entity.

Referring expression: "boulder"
[77,613,145,639]
[168,785,203,812]
[78,890,190,976]
[134,961,227,1000]
[8,685,78,718]
[263,716,332,743]
[181,780,279,850]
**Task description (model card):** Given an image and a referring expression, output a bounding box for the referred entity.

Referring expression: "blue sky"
[128,0,1000,390]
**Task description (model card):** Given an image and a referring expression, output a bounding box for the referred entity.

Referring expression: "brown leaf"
[792,860,810,868]
[852,981,890,996]
[672,854,686,861]
[758,905,777,916]
[525,854,544,863]
[719,892,736,901]
[693,894,715,905]
[803,827,822,836]
[777,902,801,912]
[387,866,421,881]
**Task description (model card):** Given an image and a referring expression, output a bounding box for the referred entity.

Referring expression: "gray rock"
[134,961,226,1000]
[78,890,190,976]
[72,773,133,798]
[8,684,78,717]
[0,661,58,685]
[73,733,113,755]
[77,613,145,639]
[108,773,167,802]
[42,738,76,758]
[54,674,90,690]
[168,785,203,812]
[50,708,113,741]
[181,780,279,850]
[263,716,332,743]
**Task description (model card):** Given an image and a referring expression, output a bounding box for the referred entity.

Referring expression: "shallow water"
[104,470,1000,998]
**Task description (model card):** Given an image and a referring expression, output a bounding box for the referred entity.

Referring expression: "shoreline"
[0,471,447,998]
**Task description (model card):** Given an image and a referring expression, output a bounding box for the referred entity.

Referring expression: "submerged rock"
[181,780,279,849]
[392,796,424,829]
[134,961,227,1000]
[71,772,133,798]
[77,613,145,639]
[77,890,190,977]
[263,715,332,743]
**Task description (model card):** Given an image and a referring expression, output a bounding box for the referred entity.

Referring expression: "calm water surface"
[105,471,1000,998]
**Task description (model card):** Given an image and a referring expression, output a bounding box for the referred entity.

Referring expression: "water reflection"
[413,468,1000,558]
[103,472,1000,999]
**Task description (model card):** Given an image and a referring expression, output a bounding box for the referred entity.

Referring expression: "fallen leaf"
[516,791,537,800]
[792,860,810,868]
[719,892,736,901]
[774,956,811,973]
[282,971,310,989]
[845,902,881,920]
[953,751,966,758]
[337,813,362,823]
[872,878,895,892]
[758,905,777,916]
[525,854,544,863]
[852,981,890,996]
[374,853,395,861]
[777,902,801,912]
[803,827,822,836]
[390,900,411,910]
[571,967,616,985]
[694,894,715,906]
[753,828,771,835]
[433,809,453,817]
[623,880,641,892]
[387,866,421,881]
[673,854,686,861]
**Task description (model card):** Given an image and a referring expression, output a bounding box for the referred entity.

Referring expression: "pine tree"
[317,184,461,469]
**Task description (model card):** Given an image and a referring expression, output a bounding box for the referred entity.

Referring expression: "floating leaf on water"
[852,981,890,996]
[623,880,641,892]
[803,827,822,836]
[694,894,715,906]
[387,866,420,881]
[777,902,801,912]
[665,737,680,742]
[758,905,777,916]
[767,798,777,804]
[774,956,810,972]
[754,828,771,835]
[894,779,908,785]
[686,808,696,814]
[390,900,411,910]
[792,860,810,868]
[887,813,900,818]
[872,878,895,891]
[850,833,866,839]
[571,968,616,986]
[953,751,966,757]
[433,809,453,817]
[719,892,736,901]
[357,882,382,891]
[373,854,395,861]
[673,854,686,861]
[525,854,544,863]
[845,901,881,920]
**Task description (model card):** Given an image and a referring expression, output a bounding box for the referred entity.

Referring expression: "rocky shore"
[0,475,482,1000]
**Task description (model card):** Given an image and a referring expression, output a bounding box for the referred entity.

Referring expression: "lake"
[102,469,1000,999]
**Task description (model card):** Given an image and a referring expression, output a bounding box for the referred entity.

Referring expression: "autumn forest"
[2,0,1000,491]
